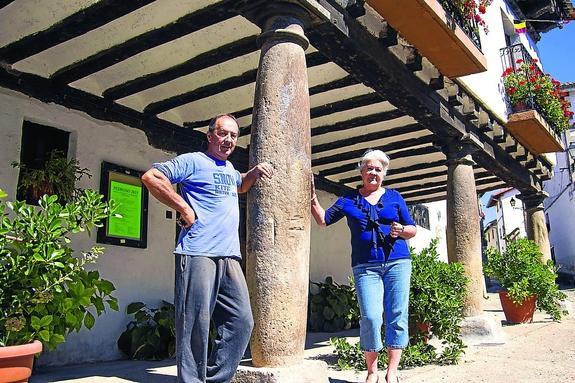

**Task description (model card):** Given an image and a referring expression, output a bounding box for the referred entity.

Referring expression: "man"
[141,114,273,383]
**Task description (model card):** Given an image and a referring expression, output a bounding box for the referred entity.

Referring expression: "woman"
[311,149,416,383]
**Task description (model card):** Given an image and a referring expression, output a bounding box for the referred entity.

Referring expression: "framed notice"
[97,162,148,248]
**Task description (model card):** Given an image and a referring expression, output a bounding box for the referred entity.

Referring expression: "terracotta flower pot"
[499,291,537,324]
[0,341,42,383]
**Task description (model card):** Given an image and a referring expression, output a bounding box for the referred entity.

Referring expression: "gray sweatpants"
[175,254,253,383]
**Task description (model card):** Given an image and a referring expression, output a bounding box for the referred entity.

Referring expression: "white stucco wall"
[544,148,575,273]
[492,189,526,252]
[0,88,177,366]
[309,189,353,285]
[407,200,448,263]
[457,0,542,120]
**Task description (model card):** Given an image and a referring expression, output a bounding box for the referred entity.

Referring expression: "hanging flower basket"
[506,109,565,154]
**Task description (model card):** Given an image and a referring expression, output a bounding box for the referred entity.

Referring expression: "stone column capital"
[243,1,331,50]
[517,191,549,211]
[442,133,483,166]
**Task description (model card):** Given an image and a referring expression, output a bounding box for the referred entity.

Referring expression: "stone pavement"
[30,289,575,383]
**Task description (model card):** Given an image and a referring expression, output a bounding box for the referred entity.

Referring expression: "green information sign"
[107,180,143,240]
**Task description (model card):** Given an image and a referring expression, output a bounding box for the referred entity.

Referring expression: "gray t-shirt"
[153,152,242,258]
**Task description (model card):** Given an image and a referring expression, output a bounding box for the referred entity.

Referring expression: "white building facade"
[544,82,575,276]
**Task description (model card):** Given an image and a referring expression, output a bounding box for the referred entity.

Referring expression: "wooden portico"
[0,0,559,374]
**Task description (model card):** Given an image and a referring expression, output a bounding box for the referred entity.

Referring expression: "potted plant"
[0,189,119,382]
[484,239,567,324]
[11,150,91,205]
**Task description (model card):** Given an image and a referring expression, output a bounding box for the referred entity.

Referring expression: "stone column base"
[460,314,506,346]
[232,360,329,383]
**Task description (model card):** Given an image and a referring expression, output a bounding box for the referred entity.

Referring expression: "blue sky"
[481,19,574,224]
[537,21,575,83]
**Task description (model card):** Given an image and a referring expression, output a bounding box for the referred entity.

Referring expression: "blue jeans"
[352,258,411,351]
[175,255,253,383]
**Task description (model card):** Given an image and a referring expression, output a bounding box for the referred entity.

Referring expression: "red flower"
[516,59,524,64]
[479,4,486,13]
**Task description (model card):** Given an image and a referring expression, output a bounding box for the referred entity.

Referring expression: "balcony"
[366,0,488,77]
[501,44,566,154]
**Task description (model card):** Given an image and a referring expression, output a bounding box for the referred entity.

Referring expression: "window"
[407,204,430,230]
[16,121,70,204]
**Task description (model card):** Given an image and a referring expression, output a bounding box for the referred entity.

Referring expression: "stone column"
[445,137,484,317]
[246,5,312,368]
[518,192,552,262]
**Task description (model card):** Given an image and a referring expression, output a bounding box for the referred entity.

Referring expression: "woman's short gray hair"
[358,149,390,175]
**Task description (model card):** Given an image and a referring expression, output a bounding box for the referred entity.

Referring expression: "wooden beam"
[0,65,252,171]
[184,75,361,130]
[145,51,329,115]
[50,0,239,84]
[310,92,383,119]
[313,174,354,196]
[308,75,358,96]
[317,145,437,176]
[312,123,421,154]
[399,177,502,197]
[311,109,406,137]
[103,35,258,100]
[0,1,156,64]
[339,159,446,184]
[0,1,16,10]
[313,136,435,167]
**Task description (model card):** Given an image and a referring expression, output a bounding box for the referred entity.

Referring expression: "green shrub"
[331,240,468,369]
[308,276,360,332]
[117,301,176,360]
[0,190,118,349]
[484,239,566,321]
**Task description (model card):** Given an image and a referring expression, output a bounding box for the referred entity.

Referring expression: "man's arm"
[238,162,273,194]
[141,168,196,227]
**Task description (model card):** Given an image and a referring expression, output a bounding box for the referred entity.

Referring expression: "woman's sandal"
[384,374,400,383]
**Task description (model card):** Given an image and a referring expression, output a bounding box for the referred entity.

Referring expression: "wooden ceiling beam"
[103,35,258,100]
[317,145,437,176]
[50,0,239,84]
[312,136,435,167]
[145,51,329,115]
[0,1,156,64]
[312,123,421,154]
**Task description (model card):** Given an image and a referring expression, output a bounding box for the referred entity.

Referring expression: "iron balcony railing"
[439,0,482,50]
[500,43,540,111]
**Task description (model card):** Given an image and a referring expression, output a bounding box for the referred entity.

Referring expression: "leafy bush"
[484,239,567,321]
[308,276,359,332]
[331,240,468,370]
[0,190,118,349]
[117,301,176,360]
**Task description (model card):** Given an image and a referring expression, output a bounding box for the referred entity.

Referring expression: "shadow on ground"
[31,359,177,383]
